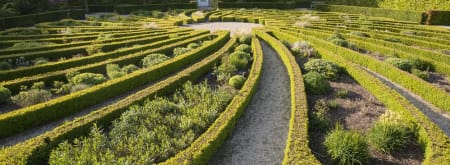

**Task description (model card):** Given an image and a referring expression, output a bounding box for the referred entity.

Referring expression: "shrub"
[0,86,12,104]
[324,125,369,165]
[173,47,192,57]
[411,58,435,71]
[327,100,339,109]
[228,75,247,89]
[229,51,250,70]
[12,89,52,107]
[31,81,45,90]
[385,58,412,72]
[141,53,170,68]
[303,71,331,95]
[310,99,331,131]
[239,35,251,44]
[106,64,125,79]
[384,37,401,43]
[291,41,317,58]
[71,84,91,93]
[412,69,429,81]
[335,89,349,98]
[0,61,12,70]
[215,62,238,83]
[66,71,80,84]
[328,32,348,47]
[71,73,107,86]
[121,64,139,73]
[368,121,415,154]
[235,44,252,53]
[304,59,340,80]
[187,43,200,49]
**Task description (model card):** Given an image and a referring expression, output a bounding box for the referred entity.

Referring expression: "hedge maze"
[0,7,449,165]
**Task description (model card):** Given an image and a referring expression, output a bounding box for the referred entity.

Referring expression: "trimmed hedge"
[219,1,311,9]
[0,31,233,165]
[315,5,425,23]
[114,3,196,14]
[1,31,207,93]
[271,28,450,112]
[273,29,450,165]
[0,9,85,30]
[0,31,229,139]
[254,29,320,165]
[161,37,261,164]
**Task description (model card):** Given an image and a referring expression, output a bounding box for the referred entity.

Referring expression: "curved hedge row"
[0,31,229,139]
[272,29,450,164]
[0,31,233,165]
[161,37,261,164]
[253,29,320,164]
[1,31,210,94]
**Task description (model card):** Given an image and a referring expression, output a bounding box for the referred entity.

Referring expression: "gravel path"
[183,22,263,36]
[363,68,450,137]
[209,41,291,165]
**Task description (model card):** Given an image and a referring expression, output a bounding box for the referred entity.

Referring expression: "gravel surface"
[364,68,450,137]
[183,22,263,36]
[209,41,291,165]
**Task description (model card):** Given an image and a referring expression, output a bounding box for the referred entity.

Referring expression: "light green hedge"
[254,29,320,165]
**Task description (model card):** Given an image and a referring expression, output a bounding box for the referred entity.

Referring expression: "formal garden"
[0,0,449,164]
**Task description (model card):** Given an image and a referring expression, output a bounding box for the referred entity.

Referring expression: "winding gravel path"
[363,68,450,137]
[209,41,291,164]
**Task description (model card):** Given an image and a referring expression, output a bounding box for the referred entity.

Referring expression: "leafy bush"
[385,58,412,72]
[235,44,252,53]
[66,71,80,84]
[368,121,415,154]
[324,125,369,165]
[173,47,192,57]
[141,53,170,68]
[229,51,250,70]
[228,75,247,89]
[71,73,107,86]
[0,86,11,104]
[215,62,238,83]
[304,59,340,80]
[328,32,348,47]
[31,81,45,90]
[412,69,429,81]
[411,58,435,72]
[384,37,401,43]
[187,43,200,49]
[310,99,331,131]
[121,64,139,73]
[52,81,72,95]
[290,41,317,58]
[303,71,331,95]
[0,61,12,70]
[106,64,126,79]
[239,35,251,44]
[12,89,52,107]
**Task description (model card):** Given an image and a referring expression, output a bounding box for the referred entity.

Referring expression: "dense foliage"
[324,125,370,165]
[304,59,341,80]
[327,0,450,11]
[50,81,233,164]
[303,71,330,95]
[228,75,246,89]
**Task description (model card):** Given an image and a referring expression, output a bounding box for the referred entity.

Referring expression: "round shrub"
[303,72,330,95]
[71,84,91,93]
[141,53,170,68]
[121,64,139,73]
[229,51,250,70]
[412,69,429,81]
[71,73,107,86]
[187,43,200,49]
[324,125,369,165]
[330,38,348,47]
[368,121,414,154]
[0,61,11,70]
[239,35,251,44]
[304,59,340,80]
[12,89,52,107]
[411,58,435,72]
[228,75,246,89]
[350,31,370,38]
[385,58,412,72]
[0,86,12,104]
[235,44,251,53]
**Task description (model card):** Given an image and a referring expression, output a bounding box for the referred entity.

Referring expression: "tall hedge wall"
[0,9,85,30]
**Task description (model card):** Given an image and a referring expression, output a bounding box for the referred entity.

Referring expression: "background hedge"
[0,9,85,30]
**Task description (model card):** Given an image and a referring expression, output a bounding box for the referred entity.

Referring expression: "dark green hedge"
[219,1,311,9]
[0,9,85,30]
[315,5,426,23]
[114,3,196,14]
[426,10,450,25]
